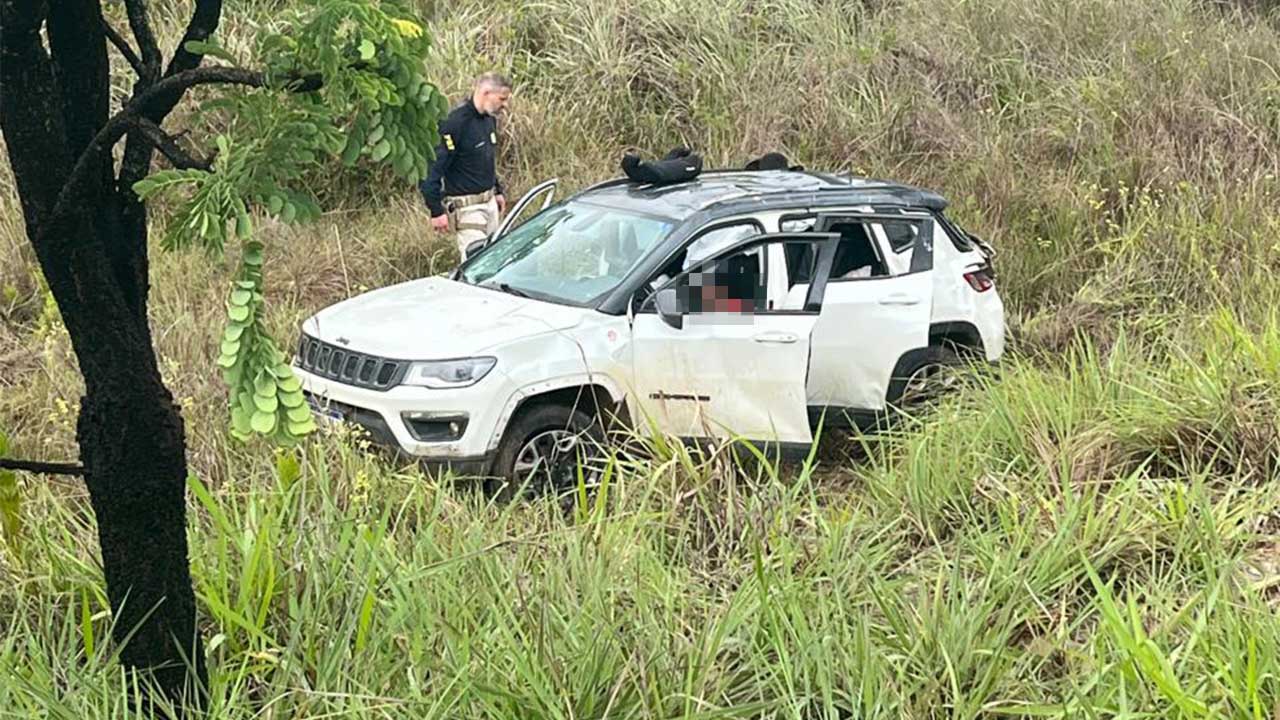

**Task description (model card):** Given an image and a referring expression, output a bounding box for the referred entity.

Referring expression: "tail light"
[964,267,994,292]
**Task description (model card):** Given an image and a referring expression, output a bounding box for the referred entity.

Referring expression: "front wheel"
[488,404,603,500]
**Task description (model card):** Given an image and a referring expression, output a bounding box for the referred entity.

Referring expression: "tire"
[488,404,604,501]
[886,344,960,409]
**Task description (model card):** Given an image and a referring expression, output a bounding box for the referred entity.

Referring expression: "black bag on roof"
[744,151,804,171]
[621,147,703,184]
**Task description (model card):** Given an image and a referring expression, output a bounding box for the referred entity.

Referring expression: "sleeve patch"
[443,134,455,150]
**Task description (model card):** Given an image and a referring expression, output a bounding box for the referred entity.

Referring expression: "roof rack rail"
[583,164,831,194]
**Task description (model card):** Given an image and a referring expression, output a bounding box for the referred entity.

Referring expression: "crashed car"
[293,168,1004,488]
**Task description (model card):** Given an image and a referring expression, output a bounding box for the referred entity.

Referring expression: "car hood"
[302,277,585,359]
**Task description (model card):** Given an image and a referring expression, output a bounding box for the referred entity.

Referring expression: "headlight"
[401,357,497,389]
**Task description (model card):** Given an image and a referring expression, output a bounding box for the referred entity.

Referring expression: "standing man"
[419,72,512,258]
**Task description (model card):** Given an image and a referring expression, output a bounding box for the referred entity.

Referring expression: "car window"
[644,220,764,293]
[683,222,762,270]
[461,200,674,305]
[779,215,817,233]
[654,237,826,316]
[826,221,890,280]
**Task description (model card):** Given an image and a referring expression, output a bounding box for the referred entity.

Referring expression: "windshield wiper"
[484,281,531,299]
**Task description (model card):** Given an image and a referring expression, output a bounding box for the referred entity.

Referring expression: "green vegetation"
[2,0,1279,716]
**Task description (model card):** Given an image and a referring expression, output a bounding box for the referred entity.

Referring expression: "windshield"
[461,200,675,305]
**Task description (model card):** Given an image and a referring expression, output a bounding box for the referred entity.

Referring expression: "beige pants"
[449,196,500,257]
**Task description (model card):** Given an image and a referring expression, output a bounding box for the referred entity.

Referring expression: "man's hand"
[495,194,506,214]
[430,213,450,232]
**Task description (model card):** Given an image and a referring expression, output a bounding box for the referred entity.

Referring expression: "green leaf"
[236,280,257,289]
[281,202,297,223]
[0,468,22,557]
[243,244,264,266]
[358,39,376,60]
[278,375,302,393]
[230,289,251,306]
[270,363,294,379]
[231,407,253,435]
[288,418,317,436]
[217,353,238,369]
[220,338,241,357]
[131,178,159,198]
[341,135,364,165]
[286,404,312,423]
[255,374,276,397]
[224,323,246,342]
[251,411,277,434]
[268,195,284,214]
[279,390,306,409]
[372,139,391,161]
[275,450,301,487]
[183,39,237,63]
[235,211,253,239]
[228,304,250,322]
[253,394,279,414]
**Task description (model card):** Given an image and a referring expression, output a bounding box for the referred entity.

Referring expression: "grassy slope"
[2,0,1280,716]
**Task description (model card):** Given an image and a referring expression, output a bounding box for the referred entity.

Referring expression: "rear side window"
[880,220,917,254]
[826,221,889,280]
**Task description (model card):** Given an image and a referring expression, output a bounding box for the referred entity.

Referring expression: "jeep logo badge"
[336,336,350,346]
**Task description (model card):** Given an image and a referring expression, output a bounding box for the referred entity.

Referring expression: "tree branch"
[40,65,320,245]
[165,0,223,79]
[123,0,161,83]
[102,18,145,77]
[0,458,85,476]
[130,118,212,171]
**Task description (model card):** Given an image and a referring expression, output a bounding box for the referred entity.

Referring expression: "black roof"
[572,169,949,220]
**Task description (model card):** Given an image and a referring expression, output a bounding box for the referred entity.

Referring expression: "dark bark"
[102,18,145,77]
[117,0,223,322]
[130,118,213,171]
[1,0,208,712]
[0,458,85,475]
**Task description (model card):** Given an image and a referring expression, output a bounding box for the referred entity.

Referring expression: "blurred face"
[474,84,511,115]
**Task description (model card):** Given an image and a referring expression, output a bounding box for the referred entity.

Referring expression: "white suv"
[293,169,1004,488]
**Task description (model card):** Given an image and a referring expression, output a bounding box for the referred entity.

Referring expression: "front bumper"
[295,364,509,473]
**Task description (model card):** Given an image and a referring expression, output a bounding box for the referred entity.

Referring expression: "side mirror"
[463,237,488,260]
[654,287,683,330]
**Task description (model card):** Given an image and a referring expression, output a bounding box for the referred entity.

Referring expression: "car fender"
[486,372,628,452]
[484,330,628,452]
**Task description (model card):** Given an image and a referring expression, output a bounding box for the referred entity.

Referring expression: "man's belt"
[445,189,495,208]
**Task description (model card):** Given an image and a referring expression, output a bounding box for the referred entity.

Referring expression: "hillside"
[3,0,1280,716]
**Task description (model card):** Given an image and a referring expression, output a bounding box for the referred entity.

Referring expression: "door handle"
[753,330,798,344]
[879,293,920,306]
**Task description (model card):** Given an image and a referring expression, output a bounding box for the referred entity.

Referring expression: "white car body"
[294,170,1004,477]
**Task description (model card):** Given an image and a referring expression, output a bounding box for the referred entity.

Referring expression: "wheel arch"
[929,321,985,358]
[486,376,628,452]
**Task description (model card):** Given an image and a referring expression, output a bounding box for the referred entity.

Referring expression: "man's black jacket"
[418,97,504,217]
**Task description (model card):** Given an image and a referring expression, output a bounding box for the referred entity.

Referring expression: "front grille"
[296,334,408,391]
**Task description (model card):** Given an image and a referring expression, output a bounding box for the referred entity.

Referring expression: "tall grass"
[3,0,1280,716]
[4,317,1280,717]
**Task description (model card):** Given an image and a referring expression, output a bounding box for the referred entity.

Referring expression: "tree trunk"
[78,358,207,712]
[1,1,207,712]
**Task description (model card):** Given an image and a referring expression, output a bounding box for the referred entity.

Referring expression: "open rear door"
[806,212,935,411]
[629,232,837,450]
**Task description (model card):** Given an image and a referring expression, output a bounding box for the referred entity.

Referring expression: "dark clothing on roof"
[418,97,504,217]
